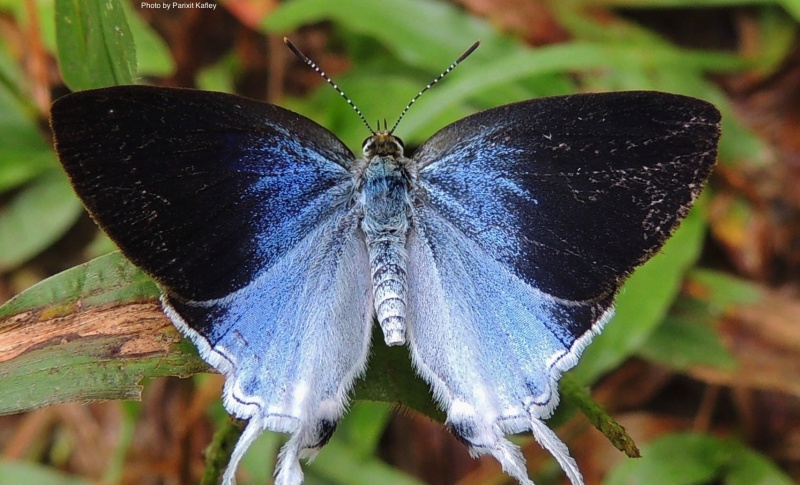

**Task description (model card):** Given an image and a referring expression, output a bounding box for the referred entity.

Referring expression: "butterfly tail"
[448,399,585,485]
[529,418,584,485]
[274,431,306,485]
[221,417,265,485]
[449,407,534,485]
[447,398,585,485]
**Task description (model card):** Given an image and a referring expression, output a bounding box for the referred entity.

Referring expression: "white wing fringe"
[221,417,311,485]
[221,417,265,485]
[464,414,585,485]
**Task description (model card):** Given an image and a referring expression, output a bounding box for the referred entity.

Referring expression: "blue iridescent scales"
[50,43,720,485]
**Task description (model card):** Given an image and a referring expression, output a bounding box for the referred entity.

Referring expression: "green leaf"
[333,401,393,457]
[752,6,799,71]
[305,419,423,485]
[265,0,746,144]
[354,328,442,420]
[688,268,762,310]
[0,252,208,415]
[638,313,737,371]
[726,446,795,485]
[267,0,577,149]
[0,462,90,485]
[120,0,174,76]
[0,145,55,193]
[568,1,799,23]
[572,201,710,385]
[0,303,204,415]
[0,170,83,271]
[197,54,238,93]
[0,46,56,193]
[781,0,800,21]
[394,42,744,140]
[606,432,793,485]
[0,252,155,319]
[608,433,733,485]
[55,0,137,90]
[264,0,501,71]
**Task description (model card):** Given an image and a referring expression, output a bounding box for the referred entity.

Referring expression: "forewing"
[51,85,355,301]
[408,92,720,484]
[413,91,720,303]
[51,86,373,484]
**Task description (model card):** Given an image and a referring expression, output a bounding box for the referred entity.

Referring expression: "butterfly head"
[362,132,405,158]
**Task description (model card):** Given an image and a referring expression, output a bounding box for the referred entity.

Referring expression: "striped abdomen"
[358,154,413,346]
[368,237,408,345]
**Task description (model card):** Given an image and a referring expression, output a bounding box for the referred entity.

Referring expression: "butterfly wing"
[51,86,373,484]
[407,92,720,484]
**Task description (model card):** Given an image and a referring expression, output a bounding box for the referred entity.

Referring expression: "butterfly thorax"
[356,132,415,346]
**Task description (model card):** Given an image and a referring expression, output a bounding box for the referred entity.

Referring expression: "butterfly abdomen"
[358,155,414,346]
[368,238,408,346]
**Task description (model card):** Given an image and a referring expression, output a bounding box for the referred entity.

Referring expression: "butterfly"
[50,39,720,485]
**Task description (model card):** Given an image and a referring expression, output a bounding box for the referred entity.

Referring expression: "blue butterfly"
[50,41,720,485]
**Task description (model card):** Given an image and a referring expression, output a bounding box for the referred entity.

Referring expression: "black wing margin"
[51,86,355,301]
[413,91,720,304]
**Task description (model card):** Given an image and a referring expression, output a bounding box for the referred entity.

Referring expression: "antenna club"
[458,41,481,63]
[283,37,309,63]
[389,40,480,134]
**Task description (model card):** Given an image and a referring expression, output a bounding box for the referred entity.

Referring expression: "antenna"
[284,37,375,135]
[284,38,481,135]
[389,40,480,134]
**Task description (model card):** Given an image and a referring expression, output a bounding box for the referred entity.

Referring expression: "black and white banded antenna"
[284,37,480,135]
[284,37,375,135]
[389,40,480,134]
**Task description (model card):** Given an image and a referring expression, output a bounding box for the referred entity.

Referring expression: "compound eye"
[394,136,404,151]
[362,137,373,154]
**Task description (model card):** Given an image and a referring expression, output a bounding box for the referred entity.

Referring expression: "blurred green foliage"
[0,0,796,483]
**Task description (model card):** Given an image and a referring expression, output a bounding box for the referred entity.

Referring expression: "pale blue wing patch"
[406,205,614,485]
[163,211,373,485]
[402,93,719,484]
